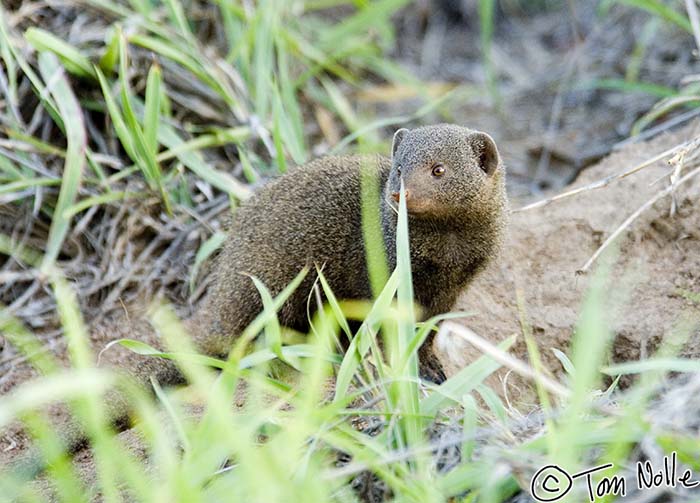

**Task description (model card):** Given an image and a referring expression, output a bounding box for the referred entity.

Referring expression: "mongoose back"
[5,124,508,474]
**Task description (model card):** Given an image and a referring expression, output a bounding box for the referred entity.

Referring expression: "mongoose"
[196,123,508,382]
[6,124,508,473]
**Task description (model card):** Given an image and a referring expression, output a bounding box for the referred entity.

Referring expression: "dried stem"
[437,322,571,399]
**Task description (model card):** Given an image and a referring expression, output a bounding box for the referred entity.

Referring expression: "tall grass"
[1,0,421,268]
[0,185,505,501]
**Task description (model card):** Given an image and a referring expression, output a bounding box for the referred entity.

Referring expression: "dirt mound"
[438,122,700,404]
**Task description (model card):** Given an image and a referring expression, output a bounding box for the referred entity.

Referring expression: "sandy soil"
[438,121,700,405]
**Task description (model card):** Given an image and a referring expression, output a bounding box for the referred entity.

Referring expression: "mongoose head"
[386,124,505,220]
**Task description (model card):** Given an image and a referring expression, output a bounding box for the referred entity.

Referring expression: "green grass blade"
[0,371,114,430]
[99,26,119,73]
[229,267,310,364]
[420,335,516,415]
[316,267,353,341]
[129,34,231,105]
[334,270,399,401]
[402,311,474,364]
[393,180,422,446]
[478,0,497,102]
[0,178,61,196]
[95,67,138,160]
[272,101,288,173]
[249,275,286,364]
[360,156,389,297]
[157,123,252,200]
[0,307,59,375]
[144,63,162,156]
[64,191,139,218]
[37,53,86,272]
[252,1,276,119]
[0,233,42,267]
[163,0,195,42]
[320,0,410,49]
[25,28,96,79]
[189,231,227,292]
[581,78,677,98]
[603,357,700,375]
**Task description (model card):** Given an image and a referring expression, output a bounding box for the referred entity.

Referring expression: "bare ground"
[438,121,700,405]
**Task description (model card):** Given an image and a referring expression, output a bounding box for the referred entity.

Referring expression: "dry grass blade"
[437,322,570,399]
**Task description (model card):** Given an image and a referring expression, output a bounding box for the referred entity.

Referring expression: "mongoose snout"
[390,190,408,202]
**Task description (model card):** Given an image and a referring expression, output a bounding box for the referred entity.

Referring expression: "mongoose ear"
[469,131,500,175]
[392,128,409,158]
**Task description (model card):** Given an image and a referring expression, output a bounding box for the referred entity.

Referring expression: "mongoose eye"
[396,165,402,176]
[431,163,445,177]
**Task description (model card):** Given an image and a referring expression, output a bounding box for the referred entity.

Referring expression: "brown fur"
[196,125,507,381]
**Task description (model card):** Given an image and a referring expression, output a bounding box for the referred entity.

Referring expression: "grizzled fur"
[199,124,508,381]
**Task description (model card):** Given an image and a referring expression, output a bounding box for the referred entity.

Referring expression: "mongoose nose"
[391,190,409,202]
